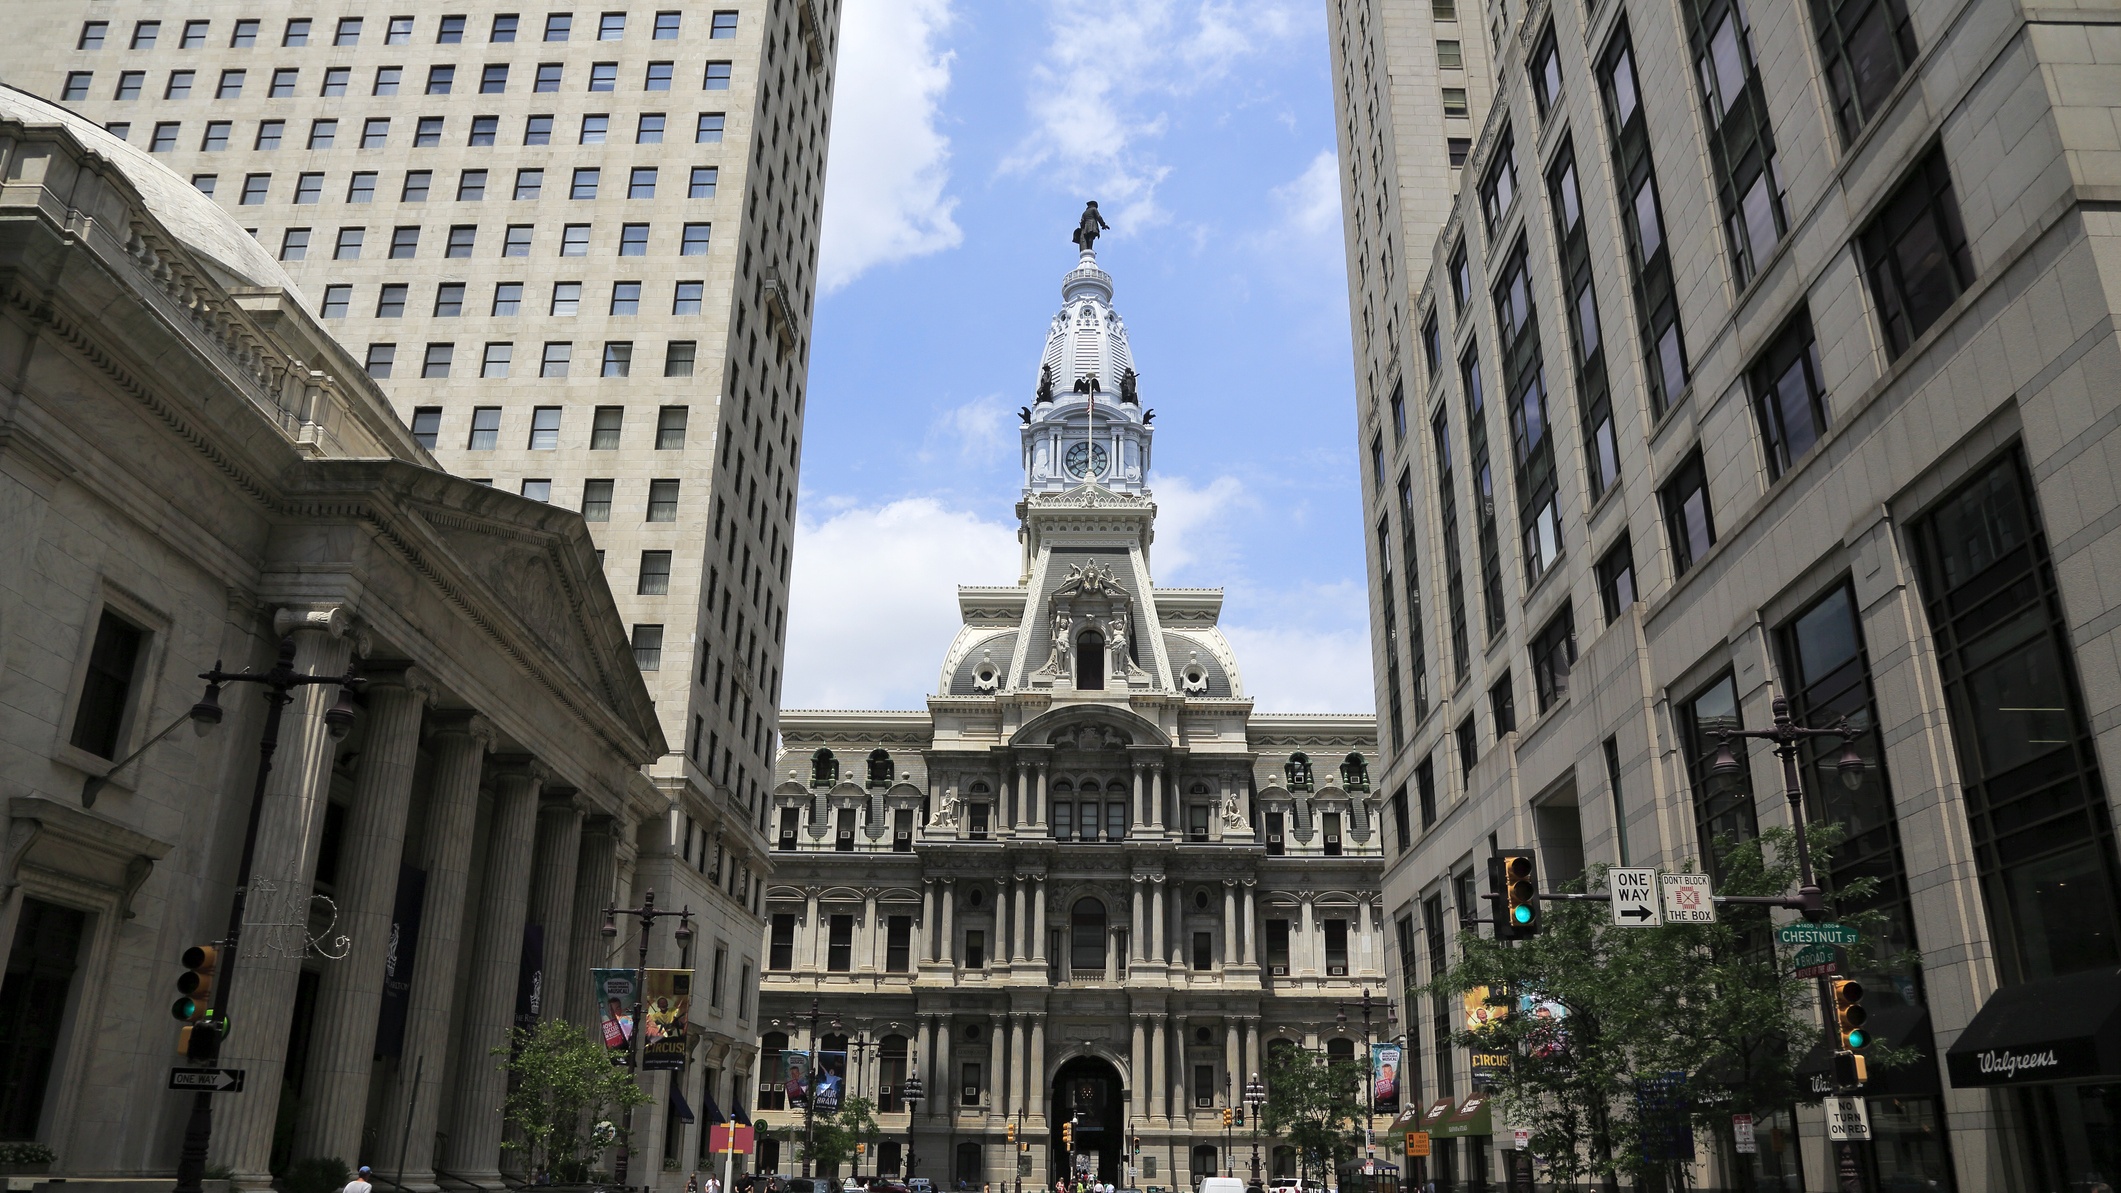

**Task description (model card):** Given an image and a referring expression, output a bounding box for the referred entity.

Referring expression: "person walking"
[342,1168,375,1193]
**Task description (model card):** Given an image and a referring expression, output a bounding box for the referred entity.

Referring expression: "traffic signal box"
[1488,850,1541,939]
[1007,1123,1017,1145]
[173,945,222,1059]
[1062,1122,1074,1150]
[1221,1107,1233,1127]
[1832,1050,1869,1089]
[1832,979,1869,1050]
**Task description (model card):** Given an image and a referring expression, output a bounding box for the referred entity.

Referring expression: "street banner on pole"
[777,1049,811,1105]
[1609,868,1660,926]
[514,923,545,1034]
[375,863,426,1058]
[813,1050,847,1112]
[592,968,638,1054]
[1372,1043,1402,1104]
[642,967,691,1071]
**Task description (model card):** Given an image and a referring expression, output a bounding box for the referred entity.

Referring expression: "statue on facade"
[1037,363,1055,403]
[1107,613,1131,677]
[1118,367,1139,405]
[1044,611,1074,675]
[931,789,963,829]
[1222,788,1247,828]
[1072,201,1110,252]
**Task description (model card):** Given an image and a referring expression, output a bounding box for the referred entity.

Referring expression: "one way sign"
[1609,868,1660,927]
[168,1067,245,1093]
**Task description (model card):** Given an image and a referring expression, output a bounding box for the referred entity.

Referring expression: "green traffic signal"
[171,995,200,1021]
[1847,1027,1869,1048]
[1513,905,1532,925]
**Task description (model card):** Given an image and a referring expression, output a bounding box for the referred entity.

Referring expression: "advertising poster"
[642,967,692,1071]
[813,1050,847,1112]
[779,1048,811,1105]
[1517,992,1569,1059]
[1462,986,1510,1033]
[514,924,545,1035]
[374,864,426,1058]
[1372,1043,1402,1105]
[593,968,639,1054]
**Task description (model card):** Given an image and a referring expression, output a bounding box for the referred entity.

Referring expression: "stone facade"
[0,95,687,1188]
[759,243,1387,1192]
[1333,0,2121,1183]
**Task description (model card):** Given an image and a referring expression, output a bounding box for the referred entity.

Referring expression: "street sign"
[167,1067,244,1093]
[1404,1131,1431,1157]
[1825,1097,1872,1141]
[1732,1113,1756,1154]
[1510,1128,1531,1151]
[1661,874,1717,923]
[1792,943,1840,979]
[1610,868,1660,926]
[708,1124,754,1154]
[1778,921,1860,947]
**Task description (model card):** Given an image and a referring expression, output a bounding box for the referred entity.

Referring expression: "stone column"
[1150,878,1166,965]
[1224,1023,1240,1104]
[1299,897,1317,977]
[1149,1017,1167,1120]
[1222,881,1238,970]
[922,878,938,962]
[1031,875,1047,964]
[1130,878,1145,964]
[987,1017,1005,1116]
[1033,763,1047,829]
[1150,763,1166,831]
[220,609,358,1193]
[442,758,548,1183]
[294,667,431,1162]
[806,886,823,970]
[863,889,880,973]
[1241,882,1257,966]
[530,791,585,1017]
[1012,878,1028,963]
[565,816,619,1027]
[1132,763,1147,830]
[1010,1014,1028,1117]
[939,879,956,966]
[1028,1015,1046,1119]
[383,711,495,1188]
[1130,1016,1146,1112]
[1171,1016,1189,1123]
[1244,1020,1261,1090]
[933,1018,953,1121]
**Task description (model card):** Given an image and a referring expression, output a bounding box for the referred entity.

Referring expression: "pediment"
[410,506,615,703]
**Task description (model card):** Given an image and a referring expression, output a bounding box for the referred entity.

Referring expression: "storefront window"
[0,899,87,1137]
[1677,673,1760,880]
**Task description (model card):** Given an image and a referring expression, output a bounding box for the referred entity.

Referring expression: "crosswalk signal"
[1832,1049,1870,1089]
[1496,851,1540,938]
[172,945,223,1059]
[1833,979,1869,1049]
[1222,1107,1233,1127]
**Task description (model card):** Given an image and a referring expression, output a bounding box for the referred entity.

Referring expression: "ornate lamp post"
[902,1063,925,1180]
[174,639,359,1193]
[602,889,695,1188]
[1336,990,1396,1185]
[1244,1074,1266,1193]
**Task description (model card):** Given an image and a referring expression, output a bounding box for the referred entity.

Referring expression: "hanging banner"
[778,1048,812,1105]
[514,924,545,1034]
[1372,1043,1402,1105]
[593,968,639,1054]
[1518,993,1570,1060]
[813,1050,847,1112]
[374,864,427,1058]
[642,967,692,1071]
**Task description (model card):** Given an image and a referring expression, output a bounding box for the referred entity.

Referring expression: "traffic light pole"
[601,889,695,1189]
[173,639,361,1193]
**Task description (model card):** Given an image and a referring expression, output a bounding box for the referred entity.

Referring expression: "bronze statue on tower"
[1072,201,1110,252]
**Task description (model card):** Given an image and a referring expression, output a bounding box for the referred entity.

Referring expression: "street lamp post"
[839,1018,896,1182]
[1709,696,1871,1191]
[1244,1074,1265,1193]
[800,998,822,1178]
[601,888,695,1190]
[1336,990,1394,1183]
[173,639,359,1193]
[902,1062,925,1181]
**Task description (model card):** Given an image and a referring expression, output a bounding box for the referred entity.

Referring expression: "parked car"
[906,1180,936,1193]
[1200,1179,1249,1193]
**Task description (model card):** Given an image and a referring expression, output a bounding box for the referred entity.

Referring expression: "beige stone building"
[0,90,715,1189]
[757,238,1388,1193]
[1331,0,2121,1183]
[1,0,842,1181]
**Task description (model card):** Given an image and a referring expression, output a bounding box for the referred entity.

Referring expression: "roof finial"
[1071,201,1110,255]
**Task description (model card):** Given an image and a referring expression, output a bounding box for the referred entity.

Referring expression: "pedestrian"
[709,1176,724,1193]
[343,1167,375,1193]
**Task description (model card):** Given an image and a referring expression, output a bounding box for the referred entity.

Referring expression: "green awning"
[1438,1093,1493,1138]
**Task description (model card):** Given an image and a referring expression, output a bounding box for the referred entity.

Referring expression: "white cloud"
[1148,474,1249,581]
[1222,623,1377,713]
[1002,0,1303,228]
[817,0,962,292]
[782,498,1019,709]
[1274,149,1344,241]
[920,396,1011,465]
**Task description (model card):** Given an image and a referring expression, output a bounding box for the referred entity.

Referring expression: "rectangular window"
[704,61,733,89]
[514,169,545,200]
[467,406,501,449]
[468,115,499,146]
[458,170,488,201]
[1749,310,1828,479]
[374,66,402,96]
[645,61,674,90]
[481,64,509,93]
[1530,607,1576,712]
[768,914,795,970]
[592,406,623,449]
[421,343,453,378]
[579,114,610,144]
[503,225,533,256]
[961,1063,981,1106]
[1188,803,1210,842]
[1548,139,1620,500]
[886,916,912,972]
[181,21,208,49]
[608,281,642,315]
[553,281,583,314]
[535,63,562,92]
[409,407,441,448]
[710,10,737,37]
[520,479,551,503]
[269,68,298,98]
[638,550,672,595]
[589,62,617,91]
[1438,38,1463,69]
[581,479,614,522]
[1597,534,1637,624]
[528,406,561,449]
[546,13,573,40]
[348,173,376,203]
[963,929,986,968]
[681,223,711,255]
[115,72,144,101]
[364,344,395,377]
[446,226,477,258]
[638,113,667,143]
[376,283,408,317]
[415,117,444,147]
[632,624,664,671]
[1683,0,1785,284]
[308,120,337,150]
[165,72,194,100]
[1493,237,1562,586]
[150,123,180,154]
[321,286,352,318]
[1264,920,1291,972]
[481,342,512,377]
[1531,25,1562,115]
[133,21,160,49]
[647,479,680,521]
[492,14,519,41]
[561,224,591,256]
[602,341,633,377]
[571,167,601,200]
[1678,673,1759,879]
[217,69,245,99]
[1600,22,1689,416]
[237,174,270,205]
[492,282,523,315]
[282,18,312,45]
[1461,351,1506,637]
[697,113,726,142]
[362,118,390,149]
[541,342,572,376]
[1389,786,1411,853]
[1912,450,2119,984]
[600,12,627,39]
[1323,918,1349,973]
[1859,147,1973,359]
[386,16,413,44]
[1661,451,1715,575]
[622,224,653,255]
[1417,754,1437,827]
[231,19,260,47]
[1479,129,1517,231]
[389,227,420,259]
[335,18,362,45]
[1441,87,1468,118]
[69,611,144,758]
[673,281,704,314]
[1811,0,1916,141]
[630,166,658,198]
[1456,714,1478,783]
[657,406,689,447]
[335,227,366,259]
[1433,409,1471,679]
[201,122,231,151]
[1490,672,1517,737]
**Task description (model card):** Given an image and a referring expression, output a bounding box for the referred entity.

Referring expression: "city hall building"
[1328,0,2121,1184]
[758,237,1387,1192]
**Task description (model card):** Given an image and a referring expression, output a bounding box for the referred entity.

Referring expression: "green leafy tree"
[496,1018,653,1181]
[1427,826,1915,1192]
[1259,1046,1365,1185]
[795,1094,881,1176]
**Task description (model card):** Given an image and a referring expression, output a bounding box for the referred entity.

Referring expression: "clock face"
[1064,442,1110,479]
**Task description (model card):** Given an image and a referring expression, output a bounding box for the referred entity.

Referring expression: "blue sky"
[782,0,1375,715]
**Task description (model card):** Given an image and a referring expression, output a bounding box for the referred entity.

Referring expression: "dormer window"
[810,748,838,787]
[1341,752,1371,792]
[1077,629,1106,690]
[1285,752,1315,792]
[867,748,893,787]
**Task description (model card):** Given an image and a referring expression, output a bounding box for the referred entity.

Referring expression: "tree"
[496,1019,653,1182]
[796,1094,881,1177]
[1427,826,1914,1192]
[1258,1046,1366,1185]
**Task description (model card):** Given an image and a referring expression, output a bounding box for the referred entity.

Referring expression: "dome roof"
[0,86,306,302]
[1038,247,1135,395]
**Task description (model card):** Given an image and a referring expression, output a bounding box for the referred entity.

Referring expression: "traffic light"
[172,945,223,1059]
[1222,1107,1233,1128]
[1832,1049,1869,1089]
[857,1143,867,1156]
[1132,1134,1141,1155]
[1492,850,1539,938]
[1832,979,1869,1049]
[1063,1122,1074,1150]
[1007,1123,1017,1145]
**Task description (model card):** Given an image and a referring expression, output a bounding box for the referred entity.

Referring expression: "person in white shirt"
[343,1167,375,1193]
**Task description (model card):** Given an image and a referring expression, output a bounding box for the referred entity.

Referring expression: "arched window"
[1077,628,1106,690]
[1326,1037,1356,1063]
[759,1032,790,1109]
[1340,752,1370,792]
[879,1034,909,1112]
[1285,752,1314,792]
[868,748,893,785]
[1071,897,1107,972]
[811,748,838,787]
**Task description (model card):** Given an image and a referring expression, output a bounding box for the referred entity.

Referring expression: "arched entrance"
[1051,1054,1126,1184]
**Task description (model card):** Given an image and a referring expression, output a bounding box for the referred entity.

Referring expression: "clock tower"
[1020,236,1153,497]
